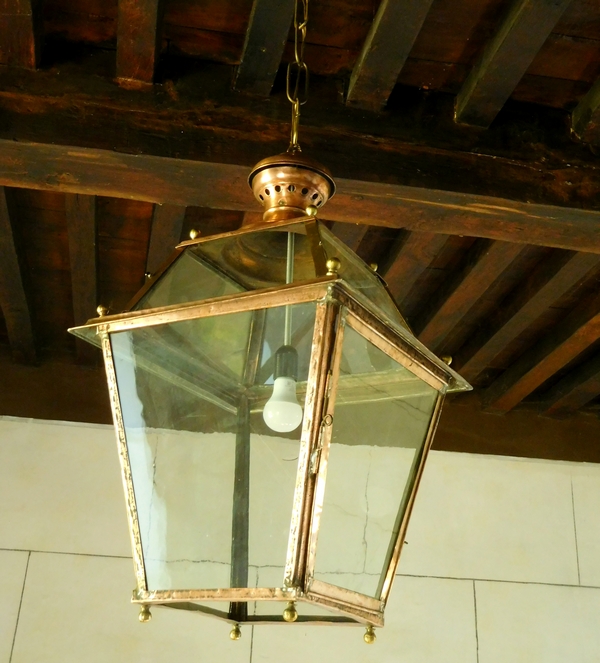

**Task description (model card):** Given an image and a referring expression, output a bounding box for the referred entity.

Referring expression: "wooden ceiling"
[0,0,600,461]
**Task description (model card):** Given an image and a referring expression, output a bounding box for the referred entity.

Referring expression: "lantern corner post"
[98,327,149,596]
[283,298,342,593]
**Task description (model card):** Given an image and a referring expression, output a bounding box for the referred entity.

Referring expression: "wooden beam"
[116,0,165,86]
[330,222,369,253]
[455,251,600,382]
[0,0,42,69]
[146,204,186,275]
[539,352,600,418]
[65,194,97,363]
[235,0,295,95]
[455,0,573,128]
[346,0,434,112]
[0,187,35,363]
[572,78,600,145]
[3,139,600,257]
[415,240,525,351]
[483,292,600,413]
[383,231,448,305]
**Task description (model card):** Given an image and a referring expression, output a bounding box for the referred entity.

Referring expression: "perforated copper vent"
[248,152,336,222]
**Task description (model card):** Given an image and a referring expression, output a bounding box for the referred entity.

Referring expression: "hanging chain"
[286,0,309,153]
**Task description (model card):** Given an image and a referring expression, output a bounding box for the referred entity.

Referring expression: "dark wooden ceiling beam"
[415,240,526,351]
[483,292,600,413]
[539,352,600,418]
[382,231,448,305]
[0,187,36,363]
[346,0,434,112]
[2,138,600,256]
[65,194,98,363]
[571,78,600,145]
[116,0,165,86]
[330,223,369,253]
[0,0,42,69]
[235,0,295,95]
[455,251,600,382]
[455,0,573,128]
[146,204,186,275]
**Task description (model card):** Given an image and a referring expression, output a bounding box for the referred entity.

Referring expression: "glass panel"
[133,250,245,311]
[312,325,438,598]
[317,223,409,333]
[110,302,317,591]
[192,222,318,290]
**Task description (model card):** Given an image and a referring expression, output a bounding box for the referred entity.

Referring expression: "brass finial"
[369,262,378,272]
[283,601,298,623]
[96,305,109,317]
[229,624,242,640]
[364,625,376,644]
[442,356,453,366]
[305,204,318,217]
[138,605,152,623]
[189,229,200,239]
[326,257,341,275]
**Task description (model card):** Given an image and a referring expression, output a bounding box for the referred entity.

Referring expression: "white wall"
[0,416,599,662]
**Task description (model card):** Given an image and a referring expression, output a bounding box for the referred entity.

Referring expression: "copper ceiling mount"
[248,151,336,223]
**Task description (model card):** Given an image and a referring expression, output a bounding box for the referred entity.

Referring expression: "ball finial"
[96,305,109,317]
[364,625,376,644]
[229,624,242,640]
[189,229,200,239]
[305,205,318,217]
[326,257,341,276]
[441,356,453,366]
[138,605,152,623]
[283,601,298,623]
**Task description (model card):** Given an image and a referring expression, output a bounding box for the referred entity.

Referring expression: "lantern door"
[304,306,446,624]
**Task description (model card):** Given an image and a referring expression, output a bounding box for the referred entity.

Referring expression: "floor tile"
[571,466,600,586]
[476,580,600,663]
[0,418,130,557]
[0,550,29,663]
[252,575,477,663]
[11,552,252,663]
[399,451,579,584]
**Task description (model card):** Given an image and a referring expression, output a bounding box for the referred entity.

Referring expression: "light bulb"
[263,376,303,433]
[263,345,303,433]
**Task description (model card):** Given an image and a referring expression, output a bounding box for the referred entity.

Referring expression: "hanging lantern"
[69,149,470,642]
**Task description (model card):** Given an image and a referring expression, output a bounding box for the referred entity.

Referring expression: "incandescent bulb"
[263,376,303,432]
[263,345,303,433]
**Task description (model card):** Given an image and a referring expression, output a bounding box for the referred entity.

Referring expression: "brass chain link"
[286,0,309,153]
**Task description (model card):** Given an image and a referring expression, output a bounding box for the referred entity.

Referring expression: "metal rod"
[284,232,295,346]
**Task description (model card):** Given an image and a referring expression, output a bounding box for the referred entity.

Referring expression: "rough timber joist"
[0,62,599,253]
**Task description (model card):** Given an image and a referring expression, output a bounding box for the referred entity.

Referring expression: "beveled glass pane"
[191,222,318,290]
[133,250,245,311]
[317,223,409,333]
[312,325,438,598]
[110,302,317,591]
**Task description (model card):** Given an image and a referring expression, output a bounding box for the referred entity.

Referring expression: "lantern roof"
[70,216,470,395]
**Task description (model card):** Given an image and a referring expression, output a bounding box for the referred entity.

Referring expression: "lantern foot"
[283,601,298,623]
[138,605,152,623]
[229,624,242,640]
[363,625,376,644]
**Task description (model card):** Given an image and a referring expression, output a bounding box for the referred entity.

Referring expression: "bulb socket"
[274,345,298,381]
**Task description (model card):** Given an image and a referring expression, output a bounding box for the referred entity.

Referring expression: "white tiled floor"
[399,452,580,585]
[0,550,29,663]
[1,417,600,663]
[0,418,130,558]
[476,580,600,663]
[11,552,251,663]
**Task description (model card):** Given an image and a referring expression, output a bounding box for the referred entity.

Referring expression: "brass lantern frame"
[70,219,468,629]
